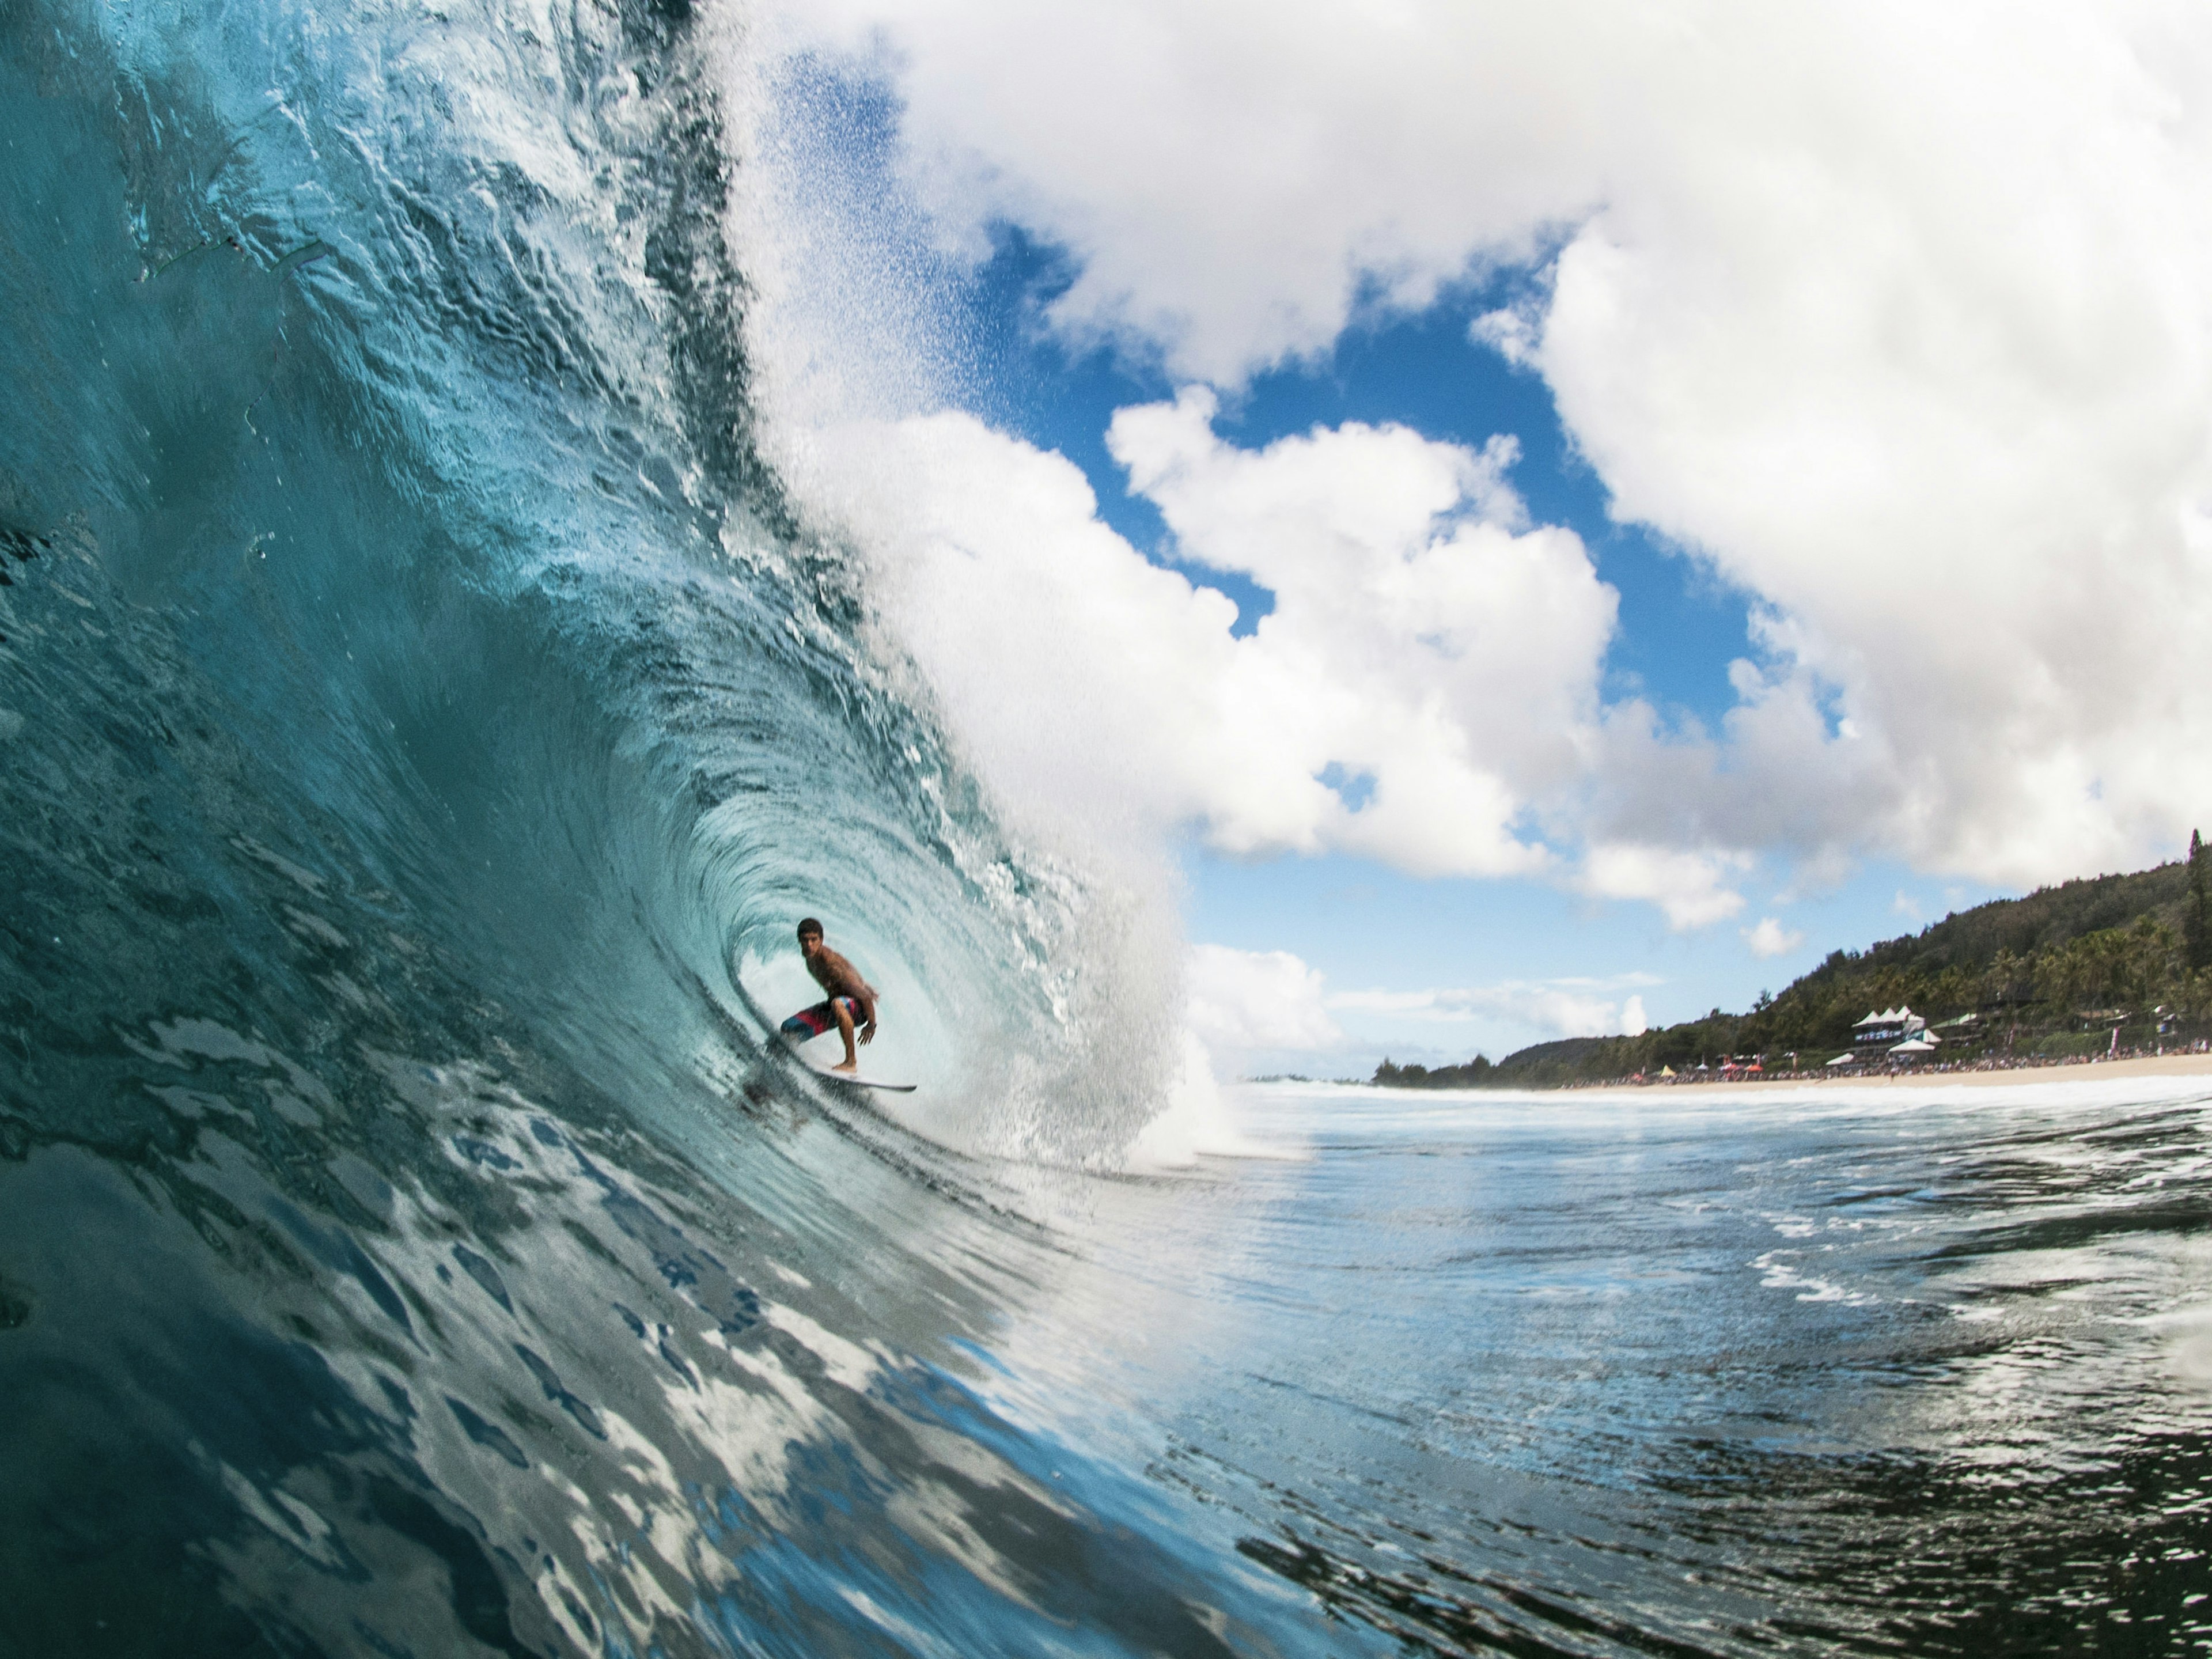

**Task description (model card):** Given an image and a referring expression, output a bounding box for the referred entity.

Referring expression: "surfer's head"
[797,918,824,957]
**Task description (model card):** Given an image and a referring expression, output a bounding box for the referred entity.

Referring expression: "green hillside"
[1373,836,2212,1089]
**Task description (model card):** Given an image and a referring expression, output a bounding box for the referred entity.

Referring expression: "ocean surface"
[6,0,2212,1650]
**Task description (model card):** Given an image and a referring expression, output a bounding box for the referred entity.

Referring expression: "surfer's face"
[800,930,824,959]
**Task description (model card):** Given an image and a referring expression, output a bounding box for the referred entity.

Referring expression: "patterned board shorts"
[780,997,860,1040]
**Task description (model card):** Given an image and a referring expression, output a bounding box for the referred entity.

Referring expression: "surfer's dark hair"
[797,918,823,938]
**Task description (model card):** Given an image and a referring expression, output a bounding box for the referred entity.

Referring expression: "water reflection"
[12,972,2212,1654]
[981,1082,2212,1656]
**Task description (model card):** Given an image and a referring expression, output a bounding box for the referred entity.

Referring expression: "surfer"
[781,918,878,1074]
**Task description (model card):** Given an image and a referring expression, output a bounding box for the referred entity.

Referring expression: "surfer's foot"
[830,1059,858,1074]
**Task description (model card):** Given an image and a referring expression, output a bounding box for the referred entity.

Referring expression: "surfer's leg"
[831,997,859,1071]
[781,1002,834,1043]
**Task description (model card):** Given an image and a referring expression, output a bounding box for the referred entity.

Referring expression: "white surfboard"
[809,1066,917,1093]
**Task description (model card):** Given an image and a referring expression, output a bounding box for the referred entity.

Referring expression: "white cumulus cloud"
[747,0,2212,896]
[1577,843,1748,931]
[1743,916,1806,959]
[793,396,1616,878]
[1184,944,1342,1055]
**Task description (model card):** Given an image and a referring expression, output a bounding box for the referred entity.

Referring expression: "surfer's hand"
[860,1022,876,1045]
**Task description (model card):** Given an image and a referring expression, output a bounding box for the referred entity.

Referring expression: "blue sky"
[745,7,2210,1075]
[924,228,2003,1067]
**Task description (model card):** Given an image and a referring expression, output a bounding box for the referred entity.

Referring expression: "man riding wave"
[779,918,878,1074]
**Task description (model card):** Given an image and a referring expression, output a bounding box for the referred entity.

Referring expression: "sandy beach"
[1563,1050,2212,1100]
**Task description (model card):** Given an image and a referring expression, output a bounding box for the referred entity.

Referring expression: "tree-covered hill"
[1373,836,2212,1089]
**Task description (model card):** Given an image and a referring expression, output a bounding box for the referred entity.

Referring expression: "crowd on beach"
[1563,1037,2212,1090]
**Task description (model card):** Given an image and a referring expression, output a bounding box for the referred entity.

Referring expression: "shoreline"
[1551,1050,2212,1099]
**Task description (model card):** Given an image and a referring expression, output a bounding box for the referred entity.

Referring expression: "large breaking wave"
[0,0,1220,1648]
[3,0,1180,1157]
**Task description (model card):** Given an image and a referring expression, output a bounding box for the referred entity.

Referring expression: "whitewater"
[3,0,2211,1651]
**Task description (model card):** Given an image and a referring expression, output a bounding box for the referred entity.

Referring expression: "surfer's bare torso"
[805,944,876,1027]
[782,920,878,1074]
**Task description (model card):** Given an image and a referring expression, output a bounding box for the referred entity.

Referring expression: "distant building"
[1853,1006,1926,1047]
